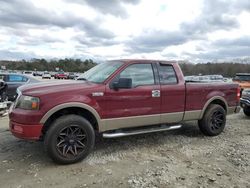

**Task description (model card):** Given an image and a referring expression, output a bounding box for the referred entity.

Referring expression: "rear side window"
[8,75,28,82]
[158,64,178,84]
[120,64,155,87]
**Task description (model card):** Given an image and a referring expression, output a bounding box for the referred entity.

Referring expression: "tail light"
[237,86,241,102]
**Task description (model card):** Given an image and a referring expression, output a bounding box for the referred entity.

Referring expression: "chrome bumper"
[240,98,250,107]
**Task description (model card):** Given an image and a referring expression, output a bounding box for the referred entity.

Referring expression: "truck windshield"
[78,61,124,83]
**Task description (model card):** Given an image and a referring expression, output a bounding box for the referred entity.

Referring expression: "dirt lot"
[0,112,249,188]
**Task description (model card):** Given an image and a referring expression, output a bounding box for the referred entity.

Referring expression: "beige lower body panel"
[99,114,160,132]
[183,110,202,121]
[160,112,184,123]
[99,112,184,132]
[98,106,240,132]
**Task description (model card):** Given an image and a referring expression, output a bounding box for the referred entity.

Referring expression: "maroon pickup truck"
[9,60,241,164]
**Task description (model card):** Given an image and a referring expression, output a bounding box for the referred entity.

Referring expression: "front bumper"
[9,121,43,140]
[240,98,250,108]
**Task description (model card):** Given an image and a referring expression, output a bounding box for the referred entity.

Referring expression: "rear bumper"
[9,121,43,140]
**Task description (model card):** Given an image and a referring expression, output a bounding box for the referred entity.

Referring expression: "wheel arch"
[199,96,228,119]
[40,103,101,138]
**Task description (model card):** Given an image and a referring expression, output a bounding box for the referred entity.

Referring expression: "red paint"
[160,63,186,113]
[9,60,240,140]
[104,85,161,118]
[185,83,239,111]
[9,121,43,140]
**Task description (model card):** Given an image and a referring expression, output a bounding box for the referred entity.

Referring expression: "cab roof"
[112,59,177,64]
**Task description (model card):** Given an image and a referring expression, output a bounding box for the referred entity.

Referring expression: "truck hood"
[19,80,100,96]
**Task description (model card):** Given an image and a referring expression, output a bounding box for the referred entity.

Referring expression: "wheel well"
[199,99,227,120]
[210,99,227,112]
[41,107,99,139]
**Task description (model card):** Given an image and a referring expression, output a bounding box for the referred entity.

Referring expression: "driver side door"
[103,63,161,130]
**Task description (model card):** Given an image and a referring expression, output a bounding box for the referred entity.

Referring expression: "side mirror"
[113,78,132,90]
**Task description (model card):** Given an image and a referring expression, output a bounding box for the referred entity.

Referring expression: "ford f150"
[9,60,241,164]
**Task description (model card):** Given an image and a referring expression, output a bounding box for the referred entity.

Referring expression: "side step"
[102,124,182,138]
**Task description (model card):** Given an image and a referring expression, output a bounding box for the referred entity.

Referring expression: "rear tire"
[44,115,95,164]
[243,107,250,116]
[198,104,226,136]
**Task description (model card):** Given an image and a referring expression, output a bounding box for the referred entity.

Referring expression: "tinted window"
[120,64,155,87]
[8,75,27,82]
[158,64,178,84]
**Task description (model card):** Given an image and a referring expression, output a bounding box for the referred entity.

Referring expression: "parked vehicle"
[23,71,34,76]
[67,72,77,79]
[33,71,43,76]
[42,71,51,79]
[50,72,56,77]
[185,75,224,83]
[54,71,68,79]
[205,75,224,82]
[0,80,9,116]
[240,89,250,116]
[0,80,7,102]
[0,73,40,101]
[9,60,241,164]
[233,73,250,90]
[185,75,211,82]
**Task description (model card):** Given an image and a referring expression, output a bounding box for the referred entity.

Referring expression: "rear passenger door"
[157,63,185,123]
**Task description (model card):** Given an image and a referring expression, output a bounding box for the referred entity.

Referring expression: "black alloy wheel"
[198,104,226,136]
[209,110,225,131]
[44,115,95,164]
[56,125,87,158]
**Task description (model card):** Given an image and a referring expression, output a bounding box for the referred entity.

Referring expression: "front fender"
[40,102,102,126]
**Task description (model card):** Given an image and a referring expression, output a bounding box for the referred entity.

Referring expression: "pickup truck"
[9,60,241,164]
[233,73,250,91]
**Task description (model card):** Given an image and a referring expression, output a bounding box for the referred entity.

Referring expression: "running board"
[102,124,182,138]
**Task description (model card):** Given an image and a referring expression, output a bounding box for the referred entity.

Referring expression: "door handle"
[152,90,160,97]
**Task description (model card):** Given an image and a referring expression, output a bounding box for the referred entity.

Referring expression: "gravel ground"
[0,111,249,188]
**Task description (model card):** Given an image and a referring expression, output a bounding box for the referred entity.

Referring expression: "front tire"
[44,115,95,164]
[243,107,250,116]
[198,104,226,136]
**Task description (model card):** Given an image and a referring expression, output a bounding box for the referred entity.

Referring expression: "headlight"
[16,95,40,110]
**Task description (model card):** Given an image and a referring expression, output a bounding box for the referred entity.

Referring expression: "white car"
[42,72,51,79]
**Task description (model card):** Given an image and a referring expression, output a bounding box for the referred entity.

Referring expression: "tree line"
[0,59,250,77]
[179,62,250,77]
[0,59,97,73]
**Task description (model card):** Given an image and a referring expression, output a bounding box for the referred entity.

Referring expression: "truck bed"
[183,82,239,121]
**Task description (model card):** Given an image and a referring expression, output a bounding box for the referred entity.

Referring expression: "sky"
[0,0,250,62]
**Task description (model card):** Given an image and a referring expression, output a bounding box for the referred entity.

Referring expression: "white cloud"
[0,0,250,62]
